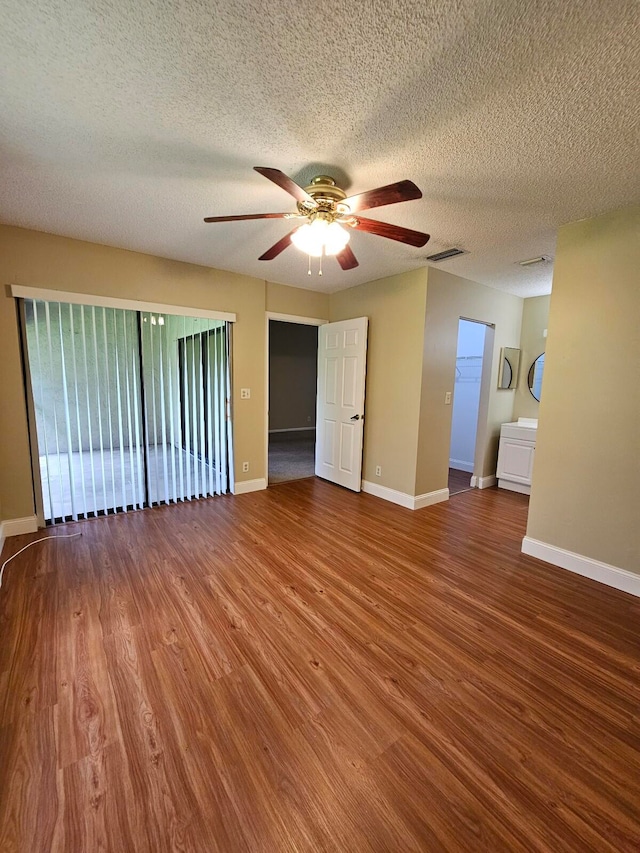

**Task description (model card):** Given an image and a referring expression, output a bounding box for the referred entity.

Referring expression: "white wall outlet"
[242,461,249,473]
[375,465,382,477]
[240,388,251,399]
[445,391,452,405]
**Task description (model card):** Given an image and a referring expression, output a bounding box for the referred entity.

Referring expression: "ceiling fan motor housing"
[298,175,349,216]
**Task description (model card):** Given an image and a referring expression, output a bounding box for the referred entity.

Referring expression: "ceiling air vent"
[517,255,552,267]
[425,247,467,262]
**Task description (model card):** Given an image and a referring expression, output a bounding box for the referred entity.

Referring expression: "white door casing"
[315,317,368,491]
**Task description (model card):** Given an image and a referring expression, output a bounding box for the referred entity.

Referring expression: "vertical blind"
[23,299,232,523]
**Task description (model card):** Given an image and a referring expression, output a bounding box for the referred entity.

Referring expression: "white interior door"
[315,317,368,491]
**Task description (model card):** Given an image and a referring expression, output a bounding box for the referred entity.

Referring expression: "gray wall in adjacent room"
[269,321,318,431]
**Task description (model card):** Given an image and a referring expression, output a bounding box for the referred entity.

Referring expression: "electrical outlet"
[445,391,452,405]
[240,388,251,399]
[242,461,249,473]
[375,465,382,477]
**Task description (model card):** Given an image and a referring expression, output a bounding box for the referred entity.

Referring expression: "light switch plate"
[445,391,452,405]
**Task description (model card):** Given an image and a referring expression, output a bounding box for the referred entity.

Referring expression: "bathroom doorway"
[448,319,487,496]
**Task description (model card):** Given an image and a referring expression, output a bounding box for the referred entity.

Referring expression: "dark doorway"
[268,320,318,485]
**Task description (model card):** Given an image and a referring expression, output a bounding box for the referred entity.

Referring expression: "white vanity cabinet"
[496,419,537,494]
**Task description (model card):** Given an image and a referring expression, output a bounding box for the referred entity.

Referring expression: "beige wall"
[415,268,523,495]
[266,281,329,319]
[330,269,428,496]
[513,295,550,420]
[0,225,324,520]
[526,207,640,573]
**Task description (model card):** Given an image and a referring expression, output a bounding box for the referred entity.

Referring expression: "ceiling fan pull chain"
[319,251,323,276]
[307,254,312,276]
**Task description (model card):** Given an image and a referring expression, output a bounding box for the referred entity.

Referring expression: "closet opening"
[448,318,489,496]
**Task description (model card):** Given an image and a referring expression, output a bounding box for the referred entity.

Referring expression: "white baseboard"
[362,481,449,511]
[413,488,449,509]
[470,474,497,489]
[522,536,640,598]
[362,480,414,509]
[232,478,267,496]
[1,515,39,540]
[449,459,474,473]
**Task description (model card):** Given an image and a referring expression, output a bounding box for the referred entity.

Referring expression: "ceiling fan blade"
[204,212,291,223]
[254,167,316,205]
[258,230,296,261]
[351,216,430,247]
[336,245,359,270]
[343,180,422,213]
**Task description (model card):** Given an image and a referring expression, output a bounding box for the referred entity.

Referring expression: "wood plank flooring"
[448,468,472,496]
[0,480,638,852]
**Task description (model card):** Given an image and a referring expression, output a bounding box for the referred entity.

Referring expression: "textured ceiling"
[1,0,639,297]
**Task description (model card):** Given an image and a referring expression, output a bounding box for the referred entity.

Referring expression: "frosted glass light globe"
[291,218,350,257]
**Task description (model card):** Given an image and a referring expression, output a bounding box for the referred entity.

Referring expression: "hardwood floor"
[448,467,472,496]
[1,480,638,851]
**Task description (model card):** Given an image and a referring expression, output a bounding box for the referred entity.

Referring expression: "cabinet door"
[497,437,535,484]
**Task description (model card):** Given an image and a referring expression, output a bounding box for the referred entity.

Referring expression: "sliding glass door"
[22,299,232,524]
[140,312,230,505]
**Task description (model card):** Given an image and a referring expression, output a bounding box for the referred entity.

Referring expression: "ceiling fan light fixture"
[291,222,324,257]
[324,221,350,255]
[291,217,350,257]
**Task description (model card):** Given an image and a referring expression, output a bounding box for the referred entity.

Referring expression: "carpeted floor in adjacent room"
[268,437,315,484]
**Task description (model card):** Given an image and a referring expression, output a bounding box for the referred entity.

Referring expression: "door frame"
[264,312,328,486]
[447,317,496,492]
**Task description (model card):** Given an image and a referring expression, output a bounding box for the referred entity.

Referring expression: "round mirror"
[528,353,545,401]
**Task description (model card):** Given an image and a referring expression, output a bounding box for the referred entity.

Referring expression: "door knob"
[350,414,361,420]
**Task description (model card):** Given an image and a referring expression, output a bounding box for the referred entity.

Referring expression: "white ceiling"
[1,0,639,297]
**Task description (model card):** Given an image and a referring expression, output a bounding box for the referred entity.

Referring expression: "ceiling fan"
[204,167,430,272]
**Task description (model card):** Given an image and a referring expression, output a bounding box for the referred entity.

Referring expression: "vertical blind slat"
[101,308,118,513]
[80,306,99,514]
[57,302,78,520]
[215,326,224,494]
[174,322,185,504]
[91,306,109,515]
[121,311,138,509]
[205,331,214,497]
[223,324,232,493]
[44,302,67,519]
[164,317,178,504]
[198,329,206,495]
[69,304,88,516]
[157,316,170,504]
[182,316,192,500]
[111,308,128,512]
[190,326,200,498]
[129,314,145,508]
[31,301,56,519]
